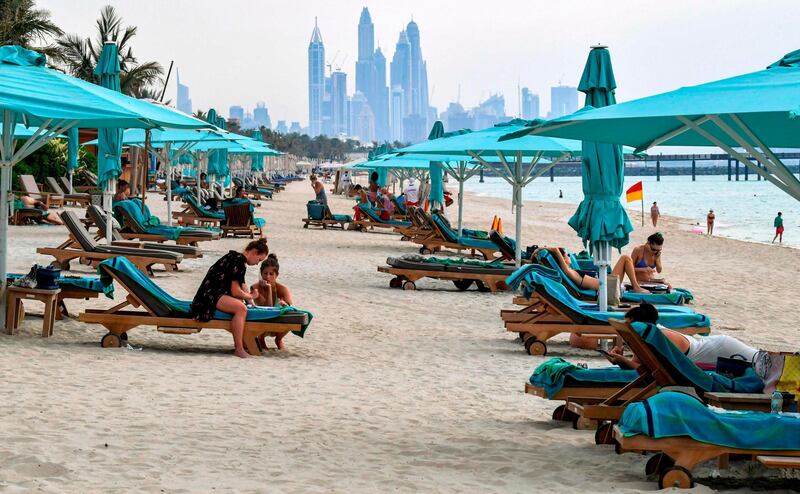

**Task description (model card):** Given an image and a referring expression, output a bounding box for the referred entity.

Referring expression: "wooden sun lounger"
[377,265,510,293]
[79,263,308,356]
[45,177,90,207]
[221,202,262,238]
[612,425,800,489]
[566,320,775,446]
[502,288,708,356]
[411,210,499,260]
[87,205,202,259]
[36,211,182,276]
[302,205,351,230]
[18,174,63,208]
[171,198,224,227]
[114,203,221,246]
[59,176,93,194]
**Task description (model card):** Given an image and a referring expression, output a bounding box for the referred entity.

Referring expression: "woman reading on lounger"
[630,232,667,285]
[606,303,758,369]
[250,254,294,350]
[534,247,650,294]
[190,238,269,358]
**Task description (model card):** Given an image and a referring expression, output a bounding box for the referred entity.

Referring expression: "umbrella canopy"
[93,42,122,191]
[399,120,583,265]
[569,46,633,254]
[0,45,209,327]
[427,121,446,208]
[504,48,800,201]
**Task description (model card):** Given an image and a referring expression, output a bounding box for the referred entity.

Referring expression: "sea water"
[463,175,800,248]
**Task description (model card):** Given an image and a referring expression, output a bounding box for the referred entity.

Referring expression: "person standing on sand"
[310,174,327,206]
[773,212,784,243]
[650,202,660,227]
[403,178,419,207]
[706,209,715,235]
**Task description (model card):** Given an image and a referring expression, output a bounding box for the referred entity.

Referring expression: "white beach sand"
[1,181,798,493]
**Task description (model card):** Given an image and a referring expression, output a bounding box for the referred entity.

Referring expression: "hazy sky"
[39,0,800,128]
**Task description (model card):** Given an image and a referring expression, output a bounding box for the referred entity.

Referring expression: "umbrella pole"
[0,161,10,329]
[457,178,464,238]
[141,130,150,215]
[514,183,522,267]
[597,241,610,314]
[165,143,173,227]
[104,180,115,245]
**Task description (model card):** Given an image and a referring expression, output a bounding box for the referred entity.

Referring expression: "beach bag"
[755,352,800,394]
[716,355,751,378]
[307,201,325,220]
[606,274,620,306]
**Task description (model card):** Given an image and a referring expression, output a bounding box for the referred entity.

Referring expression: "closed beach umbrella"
[427,121,445,210]
[0,45,209,325]
[205,109,221,184]
[67,127,79,193]
[570,45,632,310]
[250,130,264,172]
[504,49,800,201]
[94,41,123,244]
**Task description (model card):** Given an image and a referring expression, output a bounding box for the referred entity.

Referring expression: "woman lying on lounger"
[19,195,62,225]
[190,238,269,358]
[534,247,650,294]
[605,303,758,368]
[250,254,294,350]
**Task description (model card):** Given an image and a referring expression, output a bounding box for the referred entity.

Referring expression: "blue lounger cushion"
[358,203,411,226]
[529,358,639,398]
[619,391,799,450]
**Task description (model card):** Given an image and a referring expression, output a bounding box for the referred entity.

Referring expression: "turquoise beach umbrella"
[503,48,800,202]
[216,116,230,177]
[67,126,78,193]
[250,129,264,172]
[570,46,633,254]
[93,42,122,191]
[427,121,445,209]
[205,109,222,176]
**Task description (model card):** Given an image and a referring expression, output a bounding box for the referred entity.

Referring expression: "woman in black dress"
[190,238,269,358]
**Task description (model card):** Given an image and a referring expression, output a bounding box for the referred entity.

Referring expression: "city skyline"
[38,0,800,133]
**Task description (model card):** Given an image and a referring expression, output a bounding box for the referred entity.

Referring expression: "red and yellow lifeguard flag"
[626,181,643,203]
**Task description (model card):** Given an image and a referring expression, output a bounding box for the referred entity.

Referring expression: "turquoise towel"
[7,274,112,298]
[96,257,312,337]
[184,193,226,220]
[115,200,218,240]
[358,204,411,226]
[619,391,800,450]
[529,358,639,399]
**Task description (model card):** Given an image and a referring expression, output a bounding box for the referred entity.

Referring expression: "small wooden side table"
[5,286,61,337]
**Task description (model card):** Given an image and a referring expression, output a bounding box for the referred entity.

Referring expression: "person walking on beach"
[773,212,784,243]
[650,202,660,227]
[706,209,715,235]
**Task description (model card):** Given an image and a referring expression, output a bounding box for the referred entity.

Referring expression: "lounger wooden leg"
[42,298,55,338]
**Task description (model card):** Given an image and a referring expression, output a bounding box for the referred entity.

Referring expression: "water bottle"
[771,390,783,414]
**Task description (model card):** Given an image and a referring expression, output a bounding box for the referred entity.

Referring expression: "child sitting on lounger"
[379,188,395,220]
[190,238,269,358]
[250,254,294,350]
[605,303,759,369]
[351,184,369,221]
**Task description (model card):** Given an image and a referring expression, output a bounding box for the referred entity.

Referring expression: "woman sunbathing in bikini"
[534,247,650,294]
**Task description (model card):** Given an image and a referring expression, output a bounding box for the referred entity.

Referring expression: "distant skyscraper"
[331,71,348,135]
[308,18,325,136]
[402,113,427,144]
[356,101,376,143]
[289,121,302,134]
[521,87,540,120]
[229,105,244,123]
[389,87,405,142]
[404,19,431,140]
[276,120,288,134]
[372,46,389,140]
[390,30,412,119]
[253,102,271,129]
[176,70,192,115]
[473,94,507,129]
[348,91,368,140]
[354,8,388,141]
[441,102,471,131]
[549,85,578,118]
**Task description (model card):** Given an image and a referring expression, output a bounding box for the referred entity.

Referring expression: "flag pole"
[641,189,644,227]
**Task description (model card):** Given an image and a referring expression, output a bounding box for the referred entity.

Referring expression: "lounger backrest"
[98,257,182,317]
[59,176,72,192]
[61,210,98,251]
[113,200,148,233]
[529,272,601,324]
[19,175,41,195]
[222,203,253,227]
[83,170,98,186]
[87,205,124,241]
[610,320,714,392]
[430,213,459,242]
[358,203,385,223]
[489,230,516,260]
[45,177,65,195]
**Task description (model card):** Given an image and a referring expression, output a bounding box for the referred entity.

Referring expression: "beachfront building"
[521,87,540,120]
[549,85,578,118]
[308,17,325,136]
[176,70,192,115]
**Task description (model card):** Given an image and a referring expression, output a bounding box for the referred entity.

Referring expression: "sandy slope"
[0,181,798,493]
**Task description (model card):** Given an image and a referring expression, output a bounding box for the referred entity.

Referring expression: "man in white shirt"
[403,178,419,207]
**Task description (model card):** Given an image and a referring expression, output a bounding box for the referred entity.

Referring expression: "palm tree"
[193,109,207,121]
[54,5,163,97]
[0,0,63,58]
